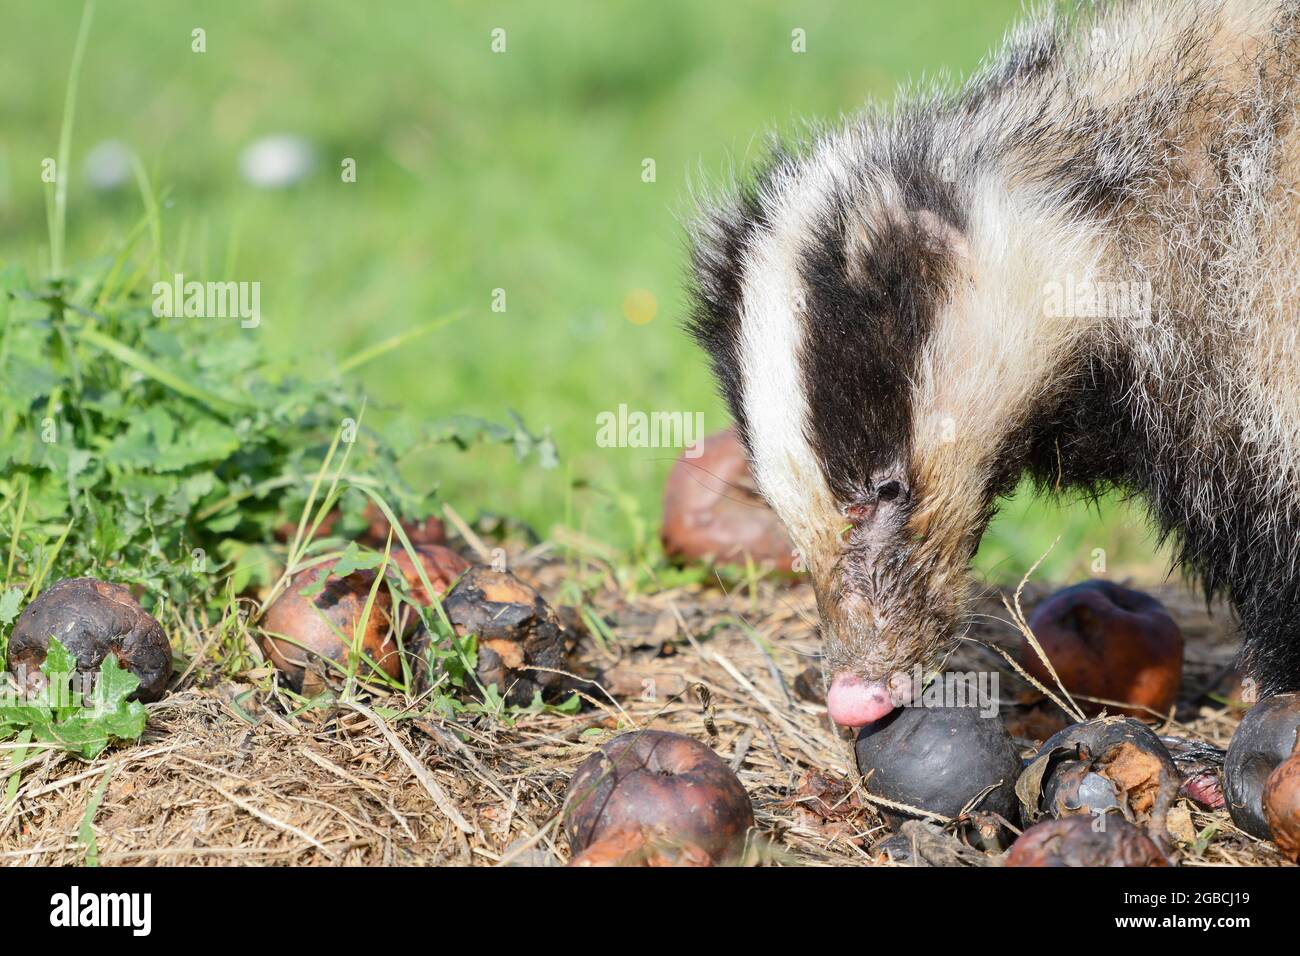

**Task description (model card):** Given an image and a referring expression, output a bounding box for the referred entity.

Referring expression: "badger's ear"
[912,209,972,267]
[845,206,970,288]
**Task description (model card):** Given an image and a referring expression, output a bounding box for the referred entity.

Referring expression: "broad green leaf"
[332,541,384,578]
[0,588,22,627]
[0,639,147,759]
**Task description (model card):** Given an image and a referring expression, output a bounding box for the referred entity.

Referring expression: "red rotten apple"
[1021,580,1183,717]
[260,568,398,692]
[1006,816,1168,867]
[661,427,795,573]
[564,731,754,866]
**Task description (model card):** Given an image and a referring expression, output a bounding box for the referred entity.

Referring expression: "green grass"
[0,0,1167,583]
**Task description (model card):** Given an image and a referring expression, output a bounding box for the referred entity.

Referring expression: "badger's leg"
[1235,579,1300,698]
[1153,471,1300,699]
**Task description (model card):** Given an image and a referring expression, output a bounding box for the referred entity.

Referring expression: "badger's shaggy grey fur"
[688,0,1300,701]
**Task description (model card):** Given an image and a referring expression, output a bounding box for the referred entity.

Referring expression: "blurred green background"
[0,0,1167,584]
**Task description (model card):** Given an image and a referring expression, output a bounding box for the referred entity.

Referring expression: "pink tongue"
[826,675,897,728]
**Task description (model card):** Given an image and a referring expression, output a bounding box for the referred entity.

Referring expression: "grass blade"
[4,730,34,809]
[46,0,96,279]
[79,759,115,867]
[336,309,465,374]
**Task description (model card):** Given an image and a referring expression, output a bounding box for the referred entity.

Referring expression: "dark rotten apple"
[7,578,172,702]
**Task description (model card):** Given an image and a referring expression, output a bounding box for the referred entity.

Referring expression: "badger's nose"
[826,674,897,728]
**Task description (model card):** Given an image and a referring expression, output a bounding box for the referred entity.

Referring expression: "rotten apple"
[260,567,398,692]
[564,730,754,866]
[660,427,795,573]
[6,577,172,702]
[442,567,570,706]
[390,544,470,607]
[1263,734,1300,861]
[1020,580,1183,717]
[1017,716,1179,832]
[855,700,1023,822]
[1006,816,1168,867]
[1224,693,1300,839]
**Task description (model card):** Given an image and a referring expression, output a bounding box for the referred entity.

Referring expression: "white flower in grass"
[83,139,133,191]
[238,133,316,188]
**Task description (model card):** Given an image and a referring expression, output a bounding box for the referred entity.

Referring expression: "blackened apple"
[854,701,1022,822]
[442,567,570,706]
[1224,693,1300,839]
[7,578,172,702]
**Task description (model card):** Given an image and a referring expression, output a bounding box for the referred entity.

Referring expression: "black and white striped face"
[689,139,1096,727]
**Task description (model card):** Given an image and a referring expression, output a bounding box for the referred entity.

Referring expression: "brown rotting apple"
[1006,816,1168,867]
[660,427,795,573]
[1020,580,1183,718]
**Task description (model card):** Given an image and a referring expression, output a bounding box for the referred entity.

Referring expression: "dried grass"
[0,557,1291,867]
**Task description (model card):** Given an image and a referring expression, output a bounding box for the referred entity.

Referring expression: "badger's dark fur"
[688,0,1300,708]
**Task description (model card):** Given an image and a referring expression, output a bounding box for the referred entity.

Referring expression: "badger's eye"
[844,501,875,524]
[876,480,904,503]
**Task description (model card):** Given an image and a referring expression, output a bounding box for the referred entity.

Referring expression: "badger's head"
[687,125,1098,727]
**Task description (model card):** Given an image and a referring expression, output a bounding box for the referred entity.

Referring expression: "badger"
[687,0,1300,727]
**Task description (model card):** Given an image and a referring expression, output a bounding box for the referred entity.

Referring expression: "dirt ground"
[0,553,1292,867]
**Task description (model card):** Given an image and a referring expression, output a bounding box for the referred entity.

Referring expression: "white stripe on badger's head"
[729,150,863,573]
[908,181,1109,556]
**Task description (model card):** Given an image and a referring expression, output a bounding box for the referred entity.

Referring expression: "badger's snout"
[817,570,957,727]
